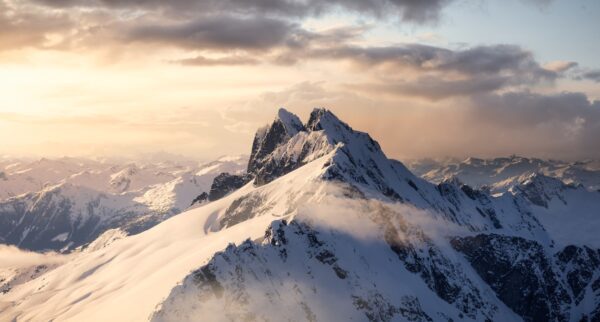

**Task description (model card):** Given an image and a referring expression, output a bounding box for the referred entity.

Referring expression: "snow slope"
[0,154,330,321]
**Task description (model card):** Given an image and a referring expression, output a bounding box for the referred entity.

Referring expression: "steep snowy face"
[152,192,522,322]
[277,107,306,136]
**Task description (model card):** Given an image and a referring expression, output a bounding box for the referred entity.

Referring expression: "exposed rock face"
[246,108,313,185]
[555,245,600,305]
[376,205,497,321]
[450,234,600,322]
[190,192,208,206]
[207,173,253,201]
[249,109,305,168]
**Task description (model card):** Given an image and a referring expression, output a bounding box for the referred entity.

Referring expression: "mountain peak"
[246,107,358,186]
[244,107,431,204]
[306,108,350,133]
[511,172,578,208]
[276,107,305,136]
[247,108,313,184]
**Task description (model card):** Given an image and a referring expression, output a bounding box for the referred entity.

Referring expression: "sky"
[0,0,599,162]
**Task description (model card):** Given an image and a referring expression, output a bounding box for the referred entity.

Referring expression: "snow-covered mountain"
[0,156,247,251]
[1,108,599,322]
[407,156,600,193]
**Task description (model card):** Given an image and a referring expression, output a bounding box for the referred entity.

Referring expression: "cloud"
[543,61,578,73]
[0,244,64,268]
[462,91,600,158]
[308,44,555,78]
[173,55,259,66]
[469,91,600,130]
[580,69,600,83]
[0,0,74,50]
[125,16,298,51]
[350,76,509,100]
[30,0,453,24]
[0,0,459,52]
[301,44,559,99]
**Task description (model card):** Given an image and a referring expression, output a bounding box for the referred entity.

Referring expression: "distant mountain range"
[407,156,600,193]
[0,156,246,251]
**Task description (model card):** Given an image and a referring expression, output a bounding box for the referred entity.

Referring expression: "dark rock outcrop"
[208,173,253,201]
[451,234,571,322]
[190,192,208,206]
[247,108,308,185]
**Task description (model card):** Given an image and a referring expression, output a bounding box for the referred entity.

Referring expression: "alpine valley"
[1,108,600,322]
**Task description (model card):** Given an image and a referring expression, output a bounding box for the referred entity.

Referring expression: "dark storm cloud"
[125,16,298,51]
[307,44,558,99]
[31,0,453,24]
[580,70,600,83]
[307,44,555,80]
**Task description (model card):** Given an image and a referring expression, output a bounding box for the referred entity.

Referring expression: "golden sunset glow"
[1,0,599,161]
